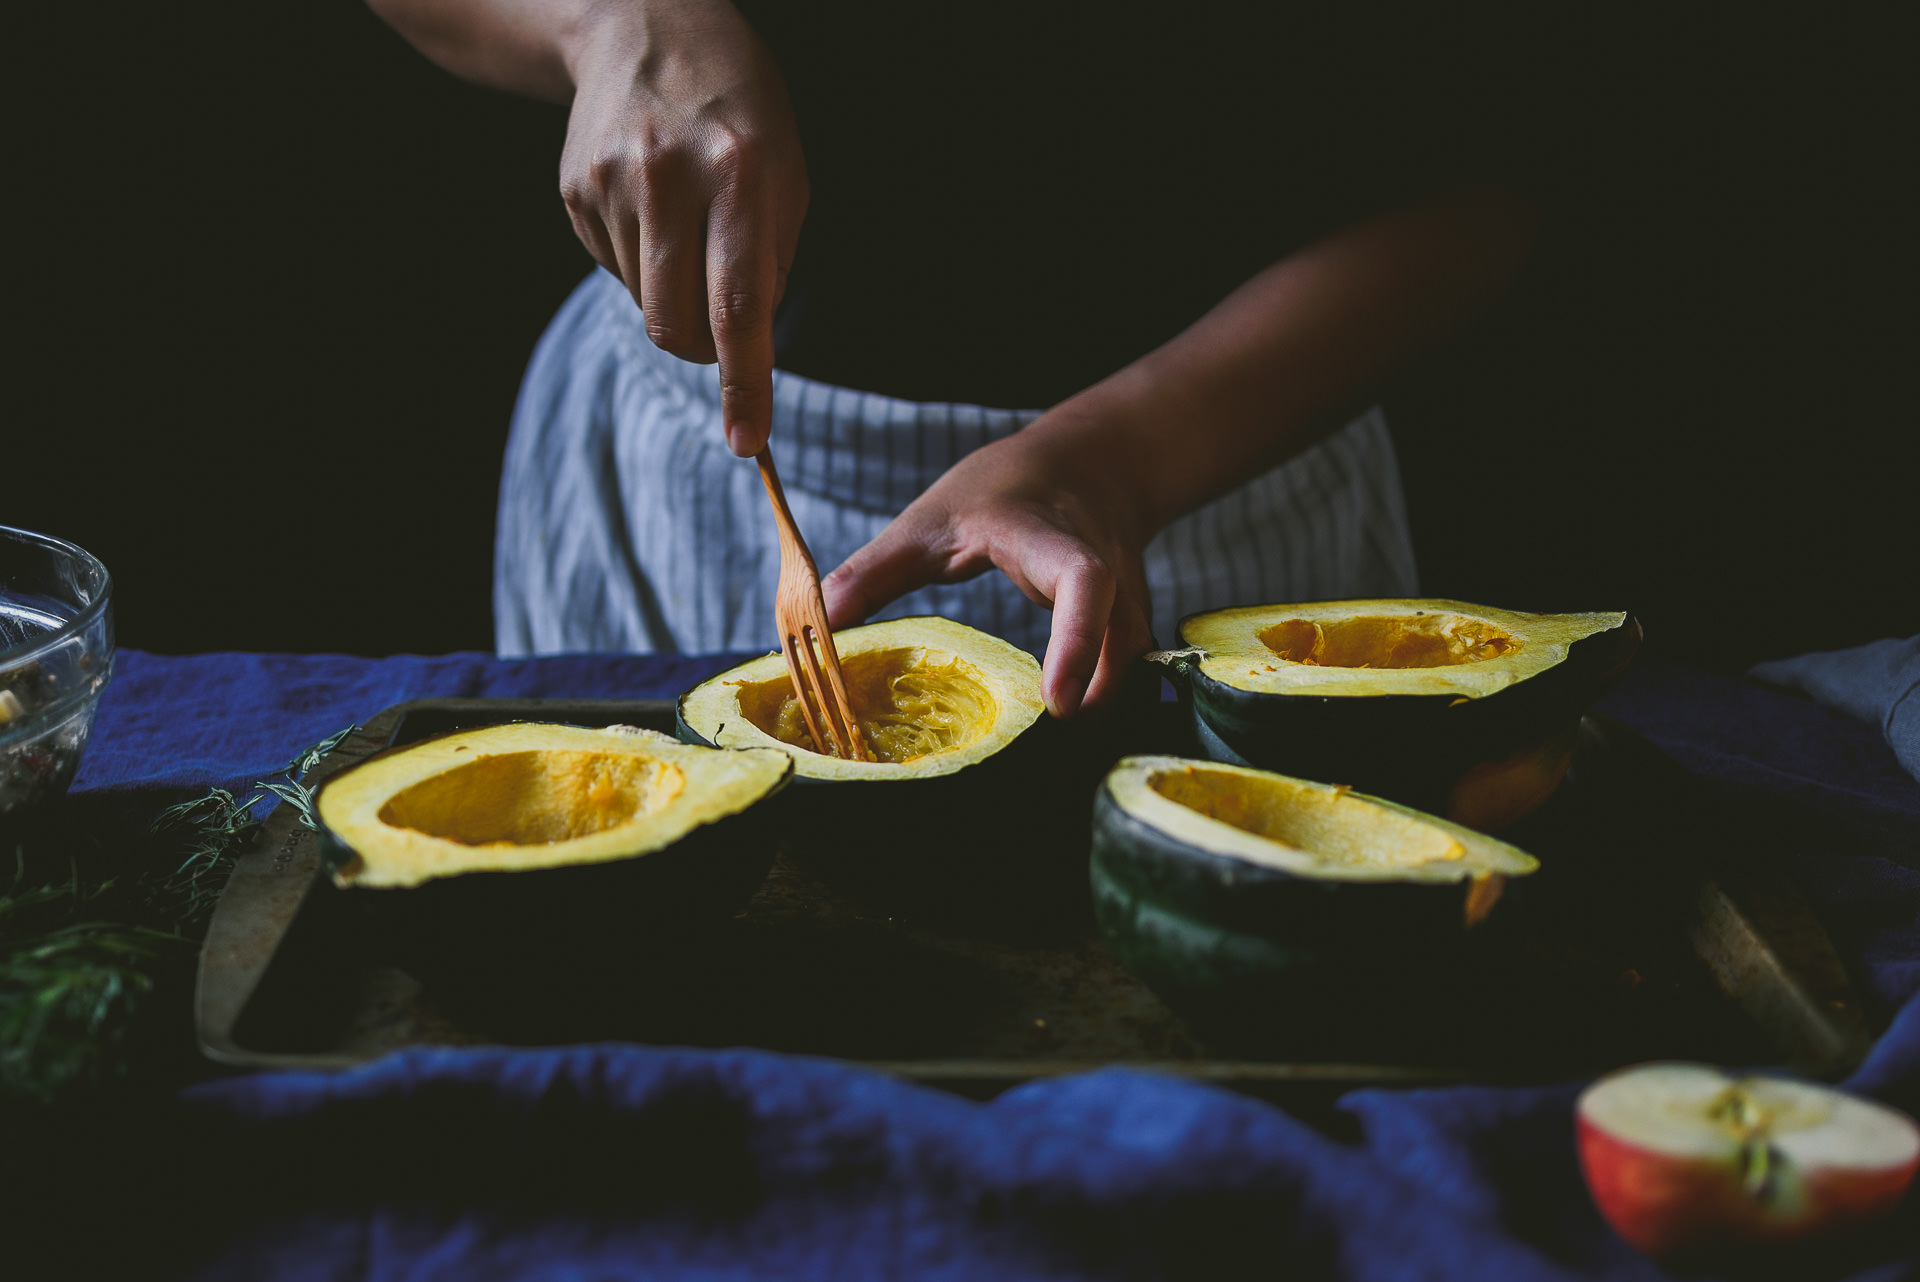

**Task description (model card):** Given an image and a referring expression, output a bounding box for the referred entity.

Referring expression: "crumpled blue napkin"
[1751,636,1920,784]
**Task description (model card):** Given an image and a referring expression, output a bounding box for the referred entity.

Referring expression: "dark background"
[5,5,1912,671]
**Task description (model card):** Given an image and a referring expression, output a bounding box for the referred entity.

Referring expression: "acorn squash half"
[1090,754,1540,1054]
[314,723,792,951]
[675,615,1044,780]
[677,617,1091,925]
[1153,599,1640,831]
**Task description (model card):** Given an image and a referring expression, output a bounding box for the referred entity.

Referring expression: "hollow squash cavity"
[375,750,687,846]
[1257,613,1517,669]
[735,647,999,762]
[1149,765,1468,871]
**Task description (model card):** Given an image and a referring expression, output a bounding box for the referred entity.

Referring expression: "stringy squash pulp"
[758,650,997,762]
[317,723,792,889]
[677,617,1046,782]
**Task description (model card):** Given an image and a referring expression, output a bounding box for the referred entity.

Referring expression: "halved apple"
[1577,1061,1919,1259]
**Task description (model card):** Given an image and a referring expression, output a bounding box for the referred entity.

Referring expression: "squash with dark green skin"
[1090,754,1539,1054]
[313,722,793,959]
[1152,599,1641,831]
[676,616,1111,927]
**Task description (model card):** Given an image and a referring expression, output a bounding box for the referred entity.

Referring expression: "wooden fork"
[755,447,873,762]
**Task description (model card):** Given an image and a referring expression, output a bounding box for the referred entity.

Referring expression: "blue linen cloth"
[29,651,1920,1281]
[1751,637,1920,786]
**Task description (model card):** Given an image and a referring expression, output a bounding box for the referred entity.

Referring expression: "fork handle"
[754,448,811,567]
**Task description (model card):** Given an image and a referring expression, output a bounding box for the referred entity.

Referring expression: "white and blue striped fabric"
[495,270,1418,659]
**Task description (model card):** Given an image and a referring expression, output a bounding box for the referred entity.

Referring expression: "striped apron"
[495,270,1419,659]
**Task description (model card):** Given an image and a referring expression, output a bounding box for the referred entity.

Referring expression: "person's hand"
[820,411,1157,718]
[559,0,806,456]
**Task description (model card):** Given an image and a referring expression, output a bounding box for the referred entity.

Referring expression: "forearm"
[370,0,729,102]
[365,0,586,100]
[1039,185,1539,538]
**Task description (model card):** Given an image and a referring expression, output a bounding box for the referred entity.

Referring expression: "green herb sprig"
[151,723,355,931]
[1,723,355,1099]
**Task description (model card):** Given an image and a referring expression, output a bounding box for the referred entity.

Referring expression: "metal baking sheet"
[196,697,1873,1107]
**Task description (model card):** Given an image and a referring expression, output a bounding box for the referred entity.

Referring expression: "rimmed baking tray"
[196,697,1873,1109]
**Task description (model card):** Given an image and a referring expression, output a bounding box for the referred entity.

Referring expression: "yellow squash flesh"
[318,723,792,889]
[1106,755,1540,885]
[1179,599,1627,700]
[679,616,1045,782]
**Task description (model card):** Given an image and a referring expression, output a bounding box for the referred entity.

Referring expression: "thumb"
[821,511,954,631]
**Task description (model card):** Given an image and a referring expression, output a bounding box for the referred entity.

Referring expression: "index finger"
[705,171,778,458]
[1037,550,1117,719]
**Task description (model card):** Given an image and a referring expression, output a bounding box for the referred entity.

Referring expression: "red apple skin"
[1577,1114,1919,1258]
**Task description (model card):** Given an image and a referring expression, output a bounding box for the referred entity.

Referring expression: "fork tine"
[804,623,871,762]
[796,624,862,761]
[782,633,833,755]
[793,626,843,756]
[800,624,871,761]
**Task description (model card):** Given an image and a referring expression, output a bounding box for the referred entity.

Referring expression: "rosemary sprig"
[152,723,356,931]
[0,918,184,1096]
[0,723,355,1099]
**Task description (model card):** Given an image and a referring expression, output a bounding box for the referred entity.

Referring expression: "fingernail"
[1044,683,1080,720]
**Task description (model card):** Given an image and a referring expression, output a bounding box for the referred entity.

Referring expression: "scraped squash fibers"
[736,647,998,762]
[376,750,687,846]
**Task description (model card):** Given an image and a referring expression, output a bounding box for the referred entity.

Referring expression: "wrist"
[1013,381,1176,552]
[560,1,643,93]
[564,0,754,92]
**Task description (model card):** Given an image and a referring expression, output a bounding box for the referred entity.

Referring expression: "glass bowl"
[0,525,115,823]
